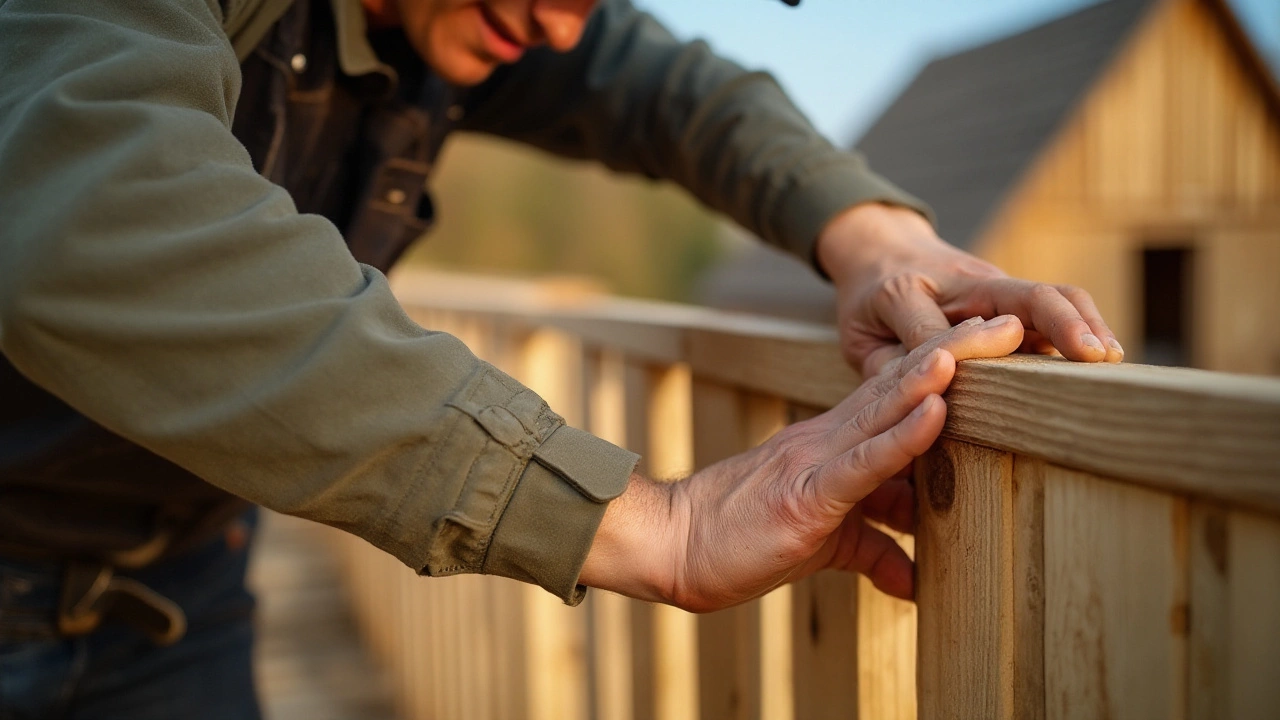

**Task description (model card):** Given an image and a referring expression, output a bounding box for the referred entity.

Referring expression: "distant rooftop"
[852,0,1153,250]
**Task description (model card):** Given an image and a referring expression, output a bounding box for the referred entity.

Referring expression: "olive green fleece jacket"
[0,0,928,603]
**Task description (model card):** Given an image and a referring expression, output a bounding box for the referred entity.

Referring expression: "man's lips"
[477,5,526,63]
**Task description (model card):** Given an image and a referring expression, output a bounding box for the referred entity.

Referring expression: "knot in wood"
[925,454,957,513]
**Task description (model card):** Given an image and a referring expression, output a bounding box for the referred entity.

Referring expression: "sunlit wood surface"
[249,511,400,720]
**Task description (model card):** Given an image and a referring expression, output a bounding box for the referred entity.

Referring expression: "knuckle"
[873,272,931,305]
[1027,282,1062,304]
[848,405,880,442]
[1056,284,1087,302]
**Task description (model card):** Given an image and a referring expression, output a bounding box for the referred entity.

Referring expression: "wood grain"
[1190,504,1280,720]
[1010,457,1046,720]
[856,525,917,720]
[1043,466,1188,720]
[945,356,1280,515]
[916,439,1015,720]
[791,572,859,720]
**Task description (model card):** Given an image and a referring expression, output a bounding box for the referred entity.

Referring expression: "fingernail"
[1107,338,1125,356]
[1081,333,1104,351]
[915,350,939,376]
[911,395,937,418]
[985,314,1016,328]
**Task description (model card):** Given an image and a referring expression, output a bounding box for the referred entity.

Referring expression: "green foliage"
[400,134,724,302]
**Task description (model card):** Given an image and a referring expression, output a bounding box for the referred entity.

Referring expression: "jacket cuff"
[483,425,637,605]
[770,154,935,280]
[390,364,634,604]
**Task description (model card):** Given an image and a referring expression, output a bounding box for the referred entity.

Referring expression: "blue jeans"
[0,510,262,720]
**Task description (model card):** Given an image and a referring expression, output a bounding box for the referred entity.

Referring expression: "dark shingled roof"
[853,0,1155,250]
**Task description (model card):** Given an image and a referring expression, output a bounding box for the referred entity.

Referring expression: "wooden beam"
[944,356,1280,515]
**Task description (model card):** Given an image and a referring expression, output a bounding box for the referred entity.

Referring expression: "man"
[0,0,1121,716]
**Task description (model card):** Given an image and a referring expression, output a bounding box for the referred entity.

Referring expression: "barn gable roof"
[853,0,1154,250]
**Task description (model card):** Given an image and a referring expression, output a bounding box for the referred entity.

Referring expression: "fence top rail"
[391,270,1280,515]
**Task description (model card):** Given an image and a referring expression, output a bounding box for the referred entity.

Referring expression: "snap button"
[385,188,407,205]
[290,53,308,73]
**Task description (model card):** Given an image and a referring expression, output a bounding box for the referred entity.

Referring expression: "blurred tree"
[401,134,724,303]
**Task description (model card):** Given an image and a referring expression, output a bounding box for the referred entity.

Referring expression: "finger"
[827,315,1021,429]
[824,348,955,455]
[896,314,1024,378]
[869,274,953,352]
[859,477,915,534]
[827,315,1019,428]
[830,516,914,600]
[1055,284,1124,363]
[982,279,1107,362]
[862,342,907,378]
[814,393,946,511]
[1018,329,1059,356]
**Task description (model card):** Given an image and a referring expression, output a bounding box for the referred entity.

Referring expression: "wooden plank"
[1010,457,1046,720]
[1226,511,1280,719]
[856,526,917,720]
[759,587,794,720]
[1043,466,1188,720]
[791,571,858,720]
[687,329,859,409]
[944,356,1280,515]
[916,440,1015,720]
[1190,503,1230,720]
[1190,505,1280,720]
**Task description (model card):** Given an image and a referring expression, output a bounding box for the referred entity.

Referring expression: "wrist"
[578,473,689,605]
[815,202,943,286]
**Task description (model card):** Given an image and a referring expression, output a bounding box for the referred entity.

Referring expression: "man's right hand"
[579,314,1025,612]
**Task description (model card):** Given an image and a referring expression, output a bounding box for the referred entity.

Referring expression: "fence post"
[916,439,1024,719]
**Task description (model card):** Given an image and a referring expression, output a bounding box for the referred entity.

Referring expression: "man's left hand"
[816,202,1125,376]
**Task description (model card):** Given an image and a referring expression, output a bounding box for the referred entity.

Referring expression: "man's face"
[394,0,600,86]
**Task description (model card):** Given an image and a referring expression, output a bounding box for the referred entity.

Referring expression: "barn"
[699,0,1280,374]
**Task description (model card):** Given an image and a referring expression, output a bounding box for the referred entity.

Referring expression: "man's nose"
[530,0,595,52]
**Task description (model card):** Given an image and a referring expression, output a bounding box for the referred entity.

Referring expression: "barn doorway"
[1140,247,1194,367]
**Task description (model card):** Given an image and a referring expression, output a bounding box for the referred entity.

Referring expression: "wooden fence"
[329,269,1280,720]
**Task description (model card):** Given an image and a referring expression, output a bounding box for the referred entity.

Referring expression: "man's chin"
[434,55,501,87]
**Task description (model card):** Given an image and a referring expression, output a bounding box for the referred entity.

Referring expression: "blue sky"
[635,0,1280,143]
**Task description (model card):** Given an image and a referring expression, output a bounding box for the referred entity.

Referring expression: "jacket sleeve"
[0,0,636,604]
[458,0,933,269]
